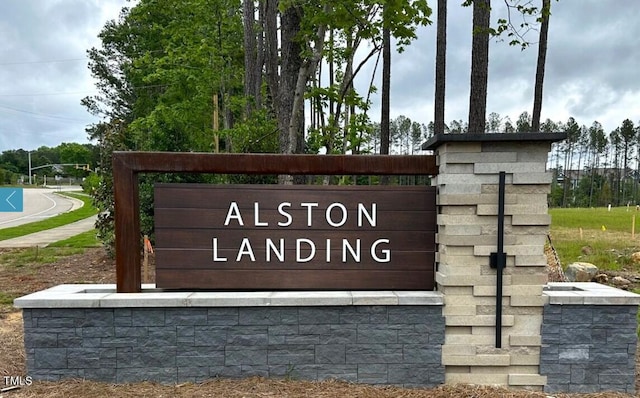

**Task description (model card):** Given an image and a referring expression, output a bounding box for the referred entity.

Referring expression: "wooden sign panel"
[154,184,436,290]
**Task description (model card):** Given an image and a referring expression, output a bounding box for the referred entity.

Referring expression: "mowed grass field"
[549,206,640,273]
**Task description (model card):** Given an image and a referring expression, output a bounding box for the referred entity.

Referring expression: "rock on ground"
[565,262,599,282]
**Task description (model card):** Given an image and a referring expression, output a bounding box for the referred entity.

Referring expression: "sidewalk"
[0,215,98,248]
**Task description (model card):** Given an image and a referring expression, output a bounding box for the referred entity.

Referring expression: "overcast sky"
[0,0,638,153]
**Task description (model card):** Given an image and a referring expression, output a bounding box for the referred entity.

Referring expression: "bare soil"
[0,247,637,398]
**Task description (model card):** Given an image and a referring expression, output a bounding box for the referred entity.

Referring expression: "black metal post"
[490,171,507,348]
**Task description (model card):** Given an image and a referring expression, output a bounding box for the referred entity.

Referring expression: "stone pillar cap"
[422,132,567,151]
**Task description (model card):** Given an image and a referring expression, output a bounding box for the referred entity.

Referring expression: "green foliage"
[48,230,102,249]
[83,0,252,252]
[572,174,612,208]
[82,173,101,194]
[123,0,244,153]
[0,291,17,305]
[0,247,85,268]
[0,144,100,183]
[224,110,279,154]
[0,168,10,185]
[82,0,434,251]
[548,180,564,208]
[86,121,127,258]
[369,115,428,154]
[299,0,431,154]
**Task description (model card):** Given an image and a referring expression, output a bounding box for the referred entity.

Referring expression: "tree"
[467,0,491,134]
[59,143,94,178]
[619,119,636,203]
[587,121,607,207]
[635,123,640,202]
[541,118,561,173]
[82,0,434,250]
[486,112,502,134]
[83,0,248,251]
[516,111,532,133]
[561,117,581,206]
[380,5,391,155]
[540,118,558,134]
[269,3,307,155]
[391,115,412,153]
[502,116,514,133]
[264,0,431,158]
[433,0,447,135]
[242,0,262,116]
[449,119,467,134]
[0,149,30,176]
[310,0,431,156]
[531,0,551,132]
[609,128,622,205]
[410,121,424,153]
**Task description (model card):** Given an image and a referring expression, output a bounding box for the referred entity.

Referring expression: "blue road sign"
[0,188,23,212]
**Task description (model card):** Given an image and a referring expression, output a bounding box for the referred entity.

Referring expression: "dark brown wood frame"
[113,151,438,293]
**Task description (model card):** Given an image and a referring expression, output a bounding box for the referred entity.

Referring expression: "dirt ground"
[0,247,637,398]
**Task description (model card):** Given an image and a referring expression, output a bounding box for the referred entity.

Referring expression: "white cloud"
[0,0,129,152]
[383,0,640,133]
[0,0,638,153]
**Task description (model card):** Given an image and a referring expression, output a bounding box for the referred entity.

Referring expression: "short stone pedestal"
[541,282,640,394]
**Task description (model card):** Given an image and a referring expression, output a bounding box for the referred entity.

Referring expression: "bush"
[82,173,101,194]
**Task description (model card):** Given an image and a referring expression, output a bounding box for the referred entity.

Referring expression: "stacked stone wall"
[23,305,445,386]
[541,304,637,394]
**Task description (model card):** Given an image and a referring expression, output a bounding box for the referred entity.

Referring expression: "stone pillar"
[424,133,566,390]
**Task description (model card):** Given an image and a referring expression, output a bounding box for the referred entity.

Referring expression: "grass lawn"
[549,206,640,272]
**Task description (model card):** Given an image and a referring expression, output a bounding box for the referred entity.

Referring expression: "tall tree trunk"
[531,0,550,132]
[264,0,279,118]
[434,0,447,135]
[329,29,335,147]
[279,6,303,154]
[380,21,391,155]
[467,0,490,134]
[341,37,354,154]
[243,0,259,116]
[379,12,391,185]
[562,141,573,207]
[255,0,265,108]
[286,6,328,156]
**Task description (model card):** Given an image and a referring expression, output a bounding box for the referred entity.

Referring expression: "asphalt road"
[0,186,99,248]
[0,186,84,229]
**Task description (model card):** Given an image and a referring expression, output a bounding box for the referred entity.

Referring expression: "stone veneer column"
[424,133,566,390]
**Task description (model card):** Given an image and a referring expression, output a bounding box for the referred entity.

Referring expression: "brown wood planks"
[154,184,436,290]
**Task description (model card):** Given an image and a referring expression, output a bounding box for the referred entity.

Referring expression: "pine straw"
[2,378,634,398]
[0,312,26,377]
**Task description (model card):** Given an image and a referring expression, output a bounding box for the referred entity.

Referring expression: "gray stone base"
[541,290,639,394]
[17,287,445,387]
[16,283,640,392]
